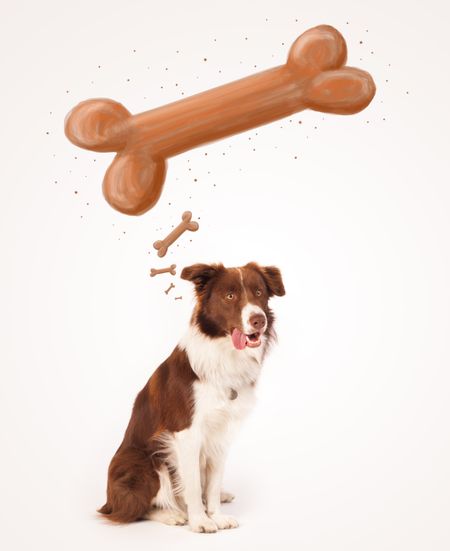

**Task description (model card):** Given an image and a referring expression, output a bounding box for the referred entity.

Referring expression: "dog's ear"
[246,263,286,297]
[181,263,223,294]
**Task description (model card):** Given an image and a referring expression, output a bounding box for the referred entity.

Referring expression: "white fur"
[151,463,183,512]
[151,323,268,532]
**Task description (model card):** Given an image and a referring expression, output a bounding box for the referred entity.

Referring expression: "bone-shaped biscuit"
[150,264,177,277]
[164,282,175,295]
[153,211,199,257]
[64,25,375,216]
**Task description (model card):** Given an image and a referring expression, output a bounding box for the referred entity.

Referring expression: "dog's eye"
[226,292,234,301]
[255,289,262,297]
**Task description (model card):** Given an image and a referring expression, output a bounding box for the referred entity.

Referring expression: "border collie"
[98,262,285,532]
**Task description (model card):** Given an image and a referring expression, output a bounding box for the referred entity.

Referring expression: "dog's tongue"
[231,328,247,350]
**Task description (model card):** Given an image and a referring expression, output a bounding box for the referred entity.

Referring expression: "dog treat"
[153,211,199,258]
[164,282,175,295]
[174,296,183,301]
[64,25,376,216]
[150,264,177,277]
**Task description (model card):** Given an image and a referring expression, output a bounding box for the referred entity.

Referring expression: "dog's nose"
[249,313,266,331]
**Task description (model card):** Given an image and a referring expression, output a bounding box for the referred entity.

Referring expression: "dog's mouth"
[231,328,262,350]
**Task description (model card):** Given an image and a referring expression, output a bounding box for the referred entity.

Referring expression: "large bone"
[64,25,375,216]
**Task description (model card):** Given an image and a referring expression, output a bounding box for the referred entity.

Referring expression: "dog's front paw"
[189,514,218,533]
[220,491,235,503]
[209,513,239,530]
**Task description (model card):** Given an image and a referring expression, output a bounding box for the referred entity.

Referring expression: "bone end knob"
[64,98,131,152]
[103,150,167,216]
[153,241,167,258]
[287,25,347,74]
[287,26,376,115]
[65,99,167,215]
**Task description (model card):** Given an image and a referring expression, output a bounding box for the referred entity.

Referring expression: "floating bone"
[64,25,376,216]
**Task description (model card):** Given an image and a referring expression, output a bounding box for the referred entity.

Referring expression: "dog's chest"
[179,327,263,450]
[192,380,256,451]
[194,380,256,424]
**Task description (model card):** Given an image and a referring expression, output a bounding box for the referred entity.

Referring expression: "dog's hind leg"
[220,491,235,503]
[98,447,160,523]
[146,508,188,526]
[148,463,188,526]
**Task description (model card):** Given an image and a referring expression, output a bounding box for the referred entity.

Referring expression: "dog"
[98,262,285,532]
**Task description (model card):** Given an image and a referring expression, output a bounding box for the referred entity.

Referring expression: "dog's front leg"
[175,431,217,533]
[205,454,239,530]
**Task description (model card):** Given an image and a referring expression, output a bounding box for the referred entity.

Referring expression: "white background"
[1,1,449,549]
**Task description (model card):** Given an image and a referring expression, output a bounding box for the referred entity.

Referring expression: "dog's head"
[181,262,285,350]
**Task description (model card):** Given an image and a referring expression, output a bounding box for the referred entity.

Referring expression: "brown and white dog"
[98,262,285,532]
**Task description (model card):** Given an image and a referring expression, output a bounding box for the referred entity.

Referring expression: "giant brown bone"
[64,25,375,216]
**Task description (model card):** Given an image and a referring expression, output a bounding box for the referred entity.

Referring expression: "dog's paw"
[164,511,188,526]
[220,491,235,503]
[147,508,188,526]
[189,514,218,533]
[209,513,239,530]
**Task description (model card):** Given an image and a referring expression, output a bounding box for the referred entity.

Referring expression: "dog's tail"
[97,503,112,516]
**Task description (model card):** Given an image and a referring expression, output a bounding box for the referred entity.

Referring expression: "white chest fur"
[153,325,267,519]
[178,324,266,453]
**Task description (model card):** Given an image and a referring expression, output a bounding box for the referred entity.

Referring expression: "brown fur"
[98,346,197,523]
